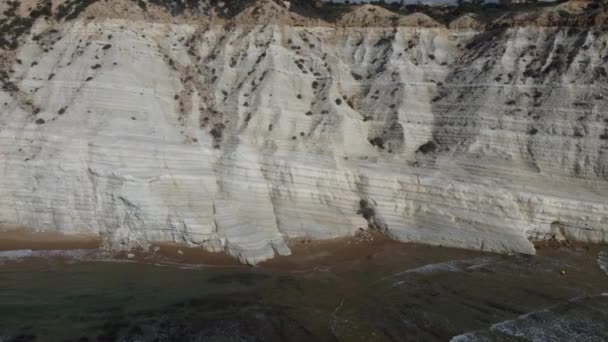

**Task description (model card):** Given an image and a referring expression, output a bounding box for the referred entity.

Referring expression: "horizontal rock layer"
[0,2,607,263]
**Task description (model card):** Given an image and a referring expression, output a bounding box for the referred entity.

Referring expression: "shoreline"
[0,229,605,272]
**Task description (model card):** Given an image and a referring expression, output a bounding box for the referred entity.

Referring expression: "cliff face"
[0,0,607,263]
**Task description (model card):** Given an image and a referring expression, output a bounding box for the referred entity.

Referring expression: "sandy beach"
[0,229,101,251]
[0,228,605,280]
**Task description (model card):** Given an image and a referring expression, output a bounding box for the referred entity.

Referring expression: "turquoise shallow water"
[0,245,606,341]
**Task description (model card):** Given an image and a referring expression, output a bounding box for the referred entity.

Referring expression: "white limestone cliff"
[0,0,606,263]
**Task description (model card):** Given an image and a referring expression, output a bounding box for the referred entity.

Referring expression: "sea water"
[0,244,606,341]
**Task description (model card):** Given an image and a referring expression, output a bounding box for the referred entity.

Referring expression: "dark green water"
[0,245,606,341]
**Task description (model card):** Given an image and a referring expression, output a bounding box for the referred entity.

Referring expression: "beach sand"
[0,229,100,251]
[0,228,605,278]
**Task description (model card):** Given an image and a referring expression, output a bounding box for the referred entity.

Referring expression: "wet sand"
[0,228,605,276]
[146,242,244,267]
[261,230,489,272]
[0,230,100,251]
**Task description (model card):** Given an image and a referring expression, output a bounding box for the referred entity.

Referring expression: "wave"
[0,248,239,270]
[379,256,495,287]
[0,249,34,259]
[598,251,608,276]
[450,294,608,342]
[0,248,123,265]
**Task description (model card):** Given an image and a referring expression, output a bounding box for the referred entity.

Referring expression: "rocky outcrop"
[0,0,607,263]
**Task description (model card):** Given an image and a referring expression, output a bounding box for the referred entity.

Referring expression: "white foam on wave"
[0,248,233,270]
[0,248,114,265]
[405,261,462,274]
[383,257,495,287]
[598,251,608,276]
[449,332,483,342]
[0,249,34,259]
[451,295,608,342]
[450,306,559,342]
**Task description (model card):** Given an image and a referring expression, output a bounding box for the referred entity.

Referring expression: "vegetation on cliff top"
[0,0,606,51]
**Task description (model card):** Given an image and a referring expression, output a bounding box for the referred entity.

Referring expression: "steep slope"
[0,0,607,263]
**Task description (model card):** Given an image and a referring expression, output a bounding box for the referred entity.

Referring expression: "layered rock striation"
[0,0,607,263]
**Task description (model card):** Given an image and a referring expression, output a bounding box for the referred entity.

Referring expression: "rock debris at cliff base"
[0,0,607,264]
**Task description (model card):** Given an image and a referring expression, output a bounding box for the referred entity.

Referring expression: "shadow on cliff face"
[429,28,508,154]
[428,25,608,179]
[357,199,387,232]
